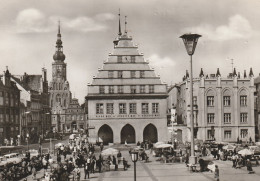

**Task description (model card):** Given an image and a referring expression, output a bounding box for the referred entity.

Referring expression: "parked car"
[3,153,23,164]
[28,149,40,158]
[0,156,8,167]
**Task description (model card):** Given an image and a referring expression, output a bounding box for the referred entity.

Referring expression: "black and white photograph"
[0,0,260,180]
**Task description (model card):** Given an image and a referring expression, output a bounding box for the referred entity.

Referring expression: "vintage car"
[0,156,8,167]
[3,153,24,164]
[29,149,40,158]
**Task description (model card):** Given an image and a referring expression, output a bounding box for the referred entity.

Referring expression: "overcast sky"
[1,0,260,103]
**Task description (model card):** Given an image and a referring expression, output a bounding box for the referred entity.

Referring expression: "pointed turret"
[53,21,65,61]
[216,68,221,77]
[199,68,204,77]
[233,68,237,77]
[249,67,254,77]
[124,16,127,34]
[118,9,122,36]
[244,70,247,78]
[186,70,189,78]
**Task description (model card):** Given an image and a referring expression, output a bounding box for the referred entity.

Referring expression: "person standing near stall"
[214,165,219,181]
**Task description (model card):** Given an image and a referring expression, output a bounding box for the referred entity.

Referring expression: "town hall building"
[86,15,168,144]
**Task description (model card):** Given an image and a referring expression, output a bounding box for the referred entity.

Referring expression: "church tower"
[49,22,71,132]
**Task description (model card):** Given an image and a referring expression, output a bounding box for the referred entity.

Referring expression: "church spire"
[118,9,122,36]
[53,21,65,61]
[124,16,127,34]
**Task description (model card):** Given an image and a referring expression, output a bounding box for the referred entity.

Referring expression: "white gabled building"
[86,15,168,144]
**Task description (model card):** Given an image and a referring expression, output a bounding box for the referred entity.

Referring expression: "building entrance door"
[121,124,135,144]
[98,124,113,145]
[143,124,158,143]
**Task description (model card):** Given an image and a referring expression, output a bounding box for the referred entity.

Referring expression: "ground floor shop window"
[240,129,248,139]
[224,130,231,139]
[207,130,214,140]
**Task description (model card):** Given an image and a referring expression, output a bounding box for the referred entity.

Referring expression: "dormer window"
[130,71,136,78]
[131,56,135,63]
[118,71,123,78]
[140,71,145,78]
[118,56,122,63]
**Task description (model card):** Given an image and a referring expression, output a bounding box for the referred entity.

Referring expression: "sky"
[1,0,260,103]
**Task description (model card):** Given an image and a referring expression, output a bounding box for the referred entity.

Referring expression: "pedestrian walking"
[31,165,37,180]
[214,165,219,181]
[84,163,90,179]
[246,159,255,174]
[73,165,81,181]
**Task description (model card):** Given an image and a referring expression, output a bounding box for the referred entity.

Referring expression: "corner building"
[86,23,168,144]
[169,68,255,143]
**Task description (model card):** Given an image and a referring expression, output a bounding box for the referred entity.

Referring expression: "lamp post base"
[189,156,197,165]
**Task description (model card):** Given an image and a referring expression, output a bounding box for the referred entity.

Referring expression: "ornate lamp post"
[180,33,201,164]
[130,151,138,181]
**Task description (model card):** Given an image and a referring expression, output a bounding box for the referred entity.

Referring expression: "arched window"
[56,94,61,104]
[64,99,66,107]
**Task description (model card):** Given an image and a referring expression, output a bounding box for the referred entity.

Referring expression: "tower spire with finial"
[53,20,65,61]
[124,16,127,34]
[58,20,61,34]
[118,9,122,36]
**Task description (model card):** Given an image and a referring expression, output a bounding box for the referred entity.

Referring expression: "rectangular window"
[118,85,123,94]
[152,103,159,113]
[131,56,135,63]
[99,86,105,94]
[129,103,137,114]
[106,103,114,114]
[0,114,3,123]
[130,71,136,78]
[5,92,9,106]
[224,131,232,139]
[240,129,248,139]
[0,109,3,123]
[240,96,247,106]
[118,56,122,63]
[108,86,114,94]
[142,103,149,114]
[10,94,14,107]
[96,103,104,114]
[6,114,9,123]
[15,95,18,106]
[130,85,136,94]
[207,130,214,140]
[119,103,126,114]
[223,96,231,106]
[207,113,215,124]
[240,113,248,123]
[193,96,197,105]
[140,71,145,78]
[108,71,114,78]
[207,96,214,106]
[118,71,123,78]
[0,91,3,106]
[140,85,145,93]
[224,113,231,124]
[149,85,154,93]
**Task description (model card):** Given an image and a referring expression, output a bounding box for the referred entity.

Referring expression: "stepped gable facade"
[86,16,168,144]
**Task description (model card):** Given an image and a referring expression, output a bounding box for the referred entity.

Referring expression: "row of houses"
[1,17,260,145]
[84,15,260,144]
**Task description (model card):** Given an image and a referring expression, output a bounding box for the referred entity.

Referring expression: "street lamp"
[180,33,201,165]
[130,151,138,181]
